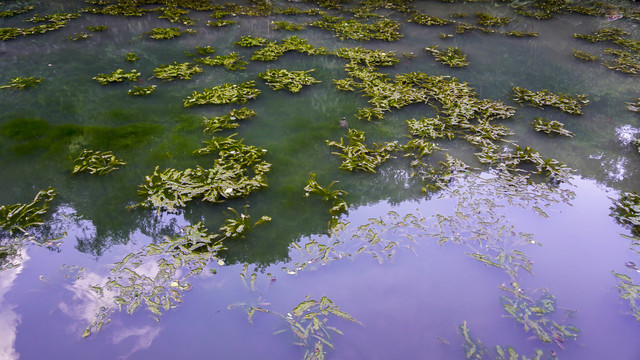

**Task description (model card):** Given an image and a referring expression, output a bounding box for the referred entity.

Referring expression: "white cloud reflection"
[0,249,29,360]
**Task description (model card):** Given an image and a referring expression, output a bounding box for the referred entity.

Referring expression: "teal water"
[1,0,640,359]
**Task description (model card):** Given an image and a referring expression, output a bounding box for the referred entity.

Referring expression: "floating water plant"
[0,5,34,17]
[93,69,140,84]
[153,62,203,81]
[250,36,327,62]
[195,52,248,71]
[202,107,257,134]
[310,17,402,41]
[334,47,399,67]
[0,76,43,90]
[72,149,126,175]
[613,271,640,322]
[460,322,551,360]
[512,87,589,115]
[326,129,398,173]
[186,45,215,56]
[148,27,190,39]
[0,188,56,235]
[476,12,511,26]
[136,134,270,212]
[86,25,107,32]
[128,85,156,96]
[574,27,629,43]
[68,32,91,40]
[628,98,640,113]
[125,52,138,62]
[531,117,574,137]
[259,69,320,93]
[425,45,469,67]
[271,20,306,31]
[219,206,271,240]
[184,81,260,106]
[572,49,599,62]
[84,223,225,337]
[407,13,450,26]
[157,6,196,25]
[207,19,236,27]
[303,173,348,223]
[234,35,267,47]
[610,191,640,238]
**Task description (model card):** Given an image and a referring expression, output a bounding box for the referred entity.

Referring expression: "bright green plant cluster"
[125,52,139,62]
[259,69,320,93]
[512,86,589,115]
[202,107,257,133]
[333,47,399,67]
[153,62,203,81]
[0,188,56,235]
[327,128,398,173]
[0,5,34,17]
[271,20,306,31]
[425,45,469,67]
[476,12,511,26]
[84,223,226,337]
[250,36,327,61]
[303,173,348,224]
[136,134,270,212]
[573,27,640,75]
[235,35,268,47]
[72,149,126,175]
[184,81,260,107]
[157,6,196,25]
[572,49,599,62]
[148,27,193,39]
[93,69,140,84]
[531,117,574,137]
[0,11,78,40]
[219,206,271,240]
[0,76,43,90]
[310,17,402,41]
[128,85,156,96]
[195,52,248,70]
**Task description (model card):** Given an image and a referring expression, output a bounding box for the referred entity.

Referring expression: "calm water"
[1,0,640,359]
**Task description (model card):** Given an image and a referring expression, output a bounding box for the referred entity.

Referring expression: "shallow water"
[1,0,640,359]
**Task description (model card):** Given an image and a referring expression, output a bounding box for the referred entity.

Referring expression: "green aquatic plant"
[459,321,550,360]
[234,35,267,47]
[0,5,34,17]
[610,191,640,238]
[125,52,138,62]
[476,12,511,26]
[207,19,236,27]
[93,69,140,84]
[573,27,629,42]
[303,173,348,223]
[0,76,43,90]
[603,48,640,75]
[425,45,469,67]
[136,134,270,212]
[572,49,599,62]
[407,13,450,26]
[613,271,640,322]
[326,128,398,173]
[157,6,196,25]
[334,47,399,67]
[148,27,191,39]
[0,188,56,235]
[202,107,257,134]
[503,30,538,37]
[68,32,92,40]
[531,117,574,137]
[219,206,271,240]
[86,25,107,32]
[271,20,306,31]
[72,149,126,175]
[128,85,156,96]
[153,62,203,81]
[84,223,225,337]
[512,87,589,115]
[82,2,147,16]
[628,98,640,113]
[184,81,260,106]
[258,69,320,93]
[310,17,402,41]
[195,52,248,71]
[250,36,327,62]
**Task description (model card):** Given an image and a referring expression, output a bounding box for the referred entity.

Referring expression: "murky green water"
[2,0,640,359]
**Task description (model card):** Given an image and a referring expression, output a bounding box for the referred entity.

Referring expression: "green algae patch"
[72,150,126,175]
[153,62,203,81]
[259,69,320,93]
[202,107,257,134]
[310,16,402,41]
[512,87,589,115]
[194,52,248,71]
[184,81,260,107]
[93,69,141,84]
[250,36,327,62]
[425,45,469,67]
[148,27,194,39]
[0,76,43,90]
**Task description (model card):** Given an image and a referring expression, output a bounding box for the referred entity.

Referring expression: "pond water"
[1,0,640,359]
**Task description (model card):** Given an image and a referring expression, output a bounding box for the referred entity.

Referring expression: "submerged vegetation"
[93,69,140,84]
[153,62,203,80]
[0,76,43,90]
[512,87,589,115]
[425,45,469,67]
[184,81,261,106]
[72,150,126,175]
[258,69,320,93]
[0,188,56,235]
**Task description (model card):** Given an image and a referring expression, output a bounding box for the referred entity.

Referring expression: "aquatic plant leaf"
[128,85,156,96]
[0,188,56,235]
[72,149,126,175]
[0,76,43,90]
[425,45,469,67]
[184,81,260,106]
[531,117,574,137]
[153,62,203,81]
[259,69,320,93]
[327,129,398,173]
[195,52,248,71]
[93,69,140,84]
[512,87,589,115]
